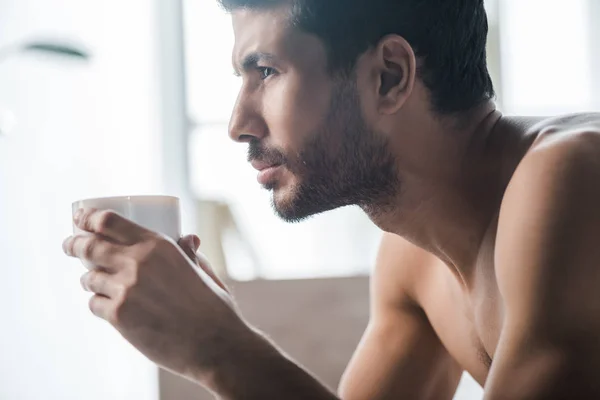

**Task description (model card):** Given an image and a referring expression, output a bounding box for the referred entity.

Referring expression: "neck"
[365,103,538,287]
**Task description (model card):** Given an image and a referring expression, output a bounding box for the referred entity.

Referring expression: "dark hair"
[219,0,495,114]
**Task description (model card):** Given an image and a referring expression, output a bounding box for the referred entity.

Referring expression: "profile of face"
[229,6,400,222]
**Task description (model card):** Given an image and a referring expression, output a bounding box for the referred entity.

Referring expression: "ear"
[372,35,416,115]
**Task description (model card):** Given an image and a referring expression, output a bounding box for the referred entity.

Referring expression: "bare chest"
[419,259,504,386]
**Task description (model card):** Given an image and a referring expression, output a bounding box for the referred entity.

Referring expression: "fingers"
[88,294,115,323]
[81,269,123,299]
[179,235,201,260]
[63,234,126,271]
[177,235,228,293]
[190,235,201,250]
[73,208,148,244]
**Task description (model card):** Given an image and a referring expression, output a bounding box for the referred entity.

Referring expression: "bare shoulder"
[503,112,600,212]
[499,112,600,243]
[373,233,440,311]
[496,113,600,311]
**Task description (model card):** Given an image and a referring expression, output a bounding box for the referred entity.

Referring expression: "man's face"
[229,6,399,222]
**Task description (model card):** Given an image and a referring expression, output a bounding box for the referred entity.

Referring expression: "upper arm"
[339,233,462,400]
[486,131,600,399]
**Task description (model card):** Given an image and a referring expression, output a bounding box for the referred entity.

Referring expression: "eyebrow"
[233,52,276,76]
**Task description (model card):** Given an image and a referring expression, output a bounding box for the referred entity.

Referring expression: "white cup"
[71,195,181,268]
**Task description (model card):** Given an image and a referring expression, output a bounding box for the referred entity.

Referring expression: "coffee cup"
[71,195,181,268]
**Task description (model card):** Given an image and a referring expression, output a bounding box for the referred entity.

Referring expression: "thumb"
[178,235,229,293]
[179,234,200,260]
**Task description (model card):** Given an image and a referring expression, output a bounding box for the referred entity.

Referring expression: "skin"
[62,4,600,400]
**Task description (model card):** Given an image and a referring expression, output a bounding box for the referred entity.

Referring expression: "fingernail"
[193,236,200,249]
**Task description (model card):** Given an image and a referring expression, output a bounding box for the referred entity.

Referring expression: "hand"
[177,234,229,295]
[62,208,248,384]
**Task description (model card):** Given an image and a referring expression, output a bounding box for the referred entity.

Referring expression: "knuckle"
[89,295,119,325]
[69,236,83,256]
[135,242,154,263]
[129,267,140,287]
[138,236,173,263]
[117,259,140,293]
[128,271,141,293]
[88,295,101,315]
[96,210,117,233]
[80,208,97,229]
[86,270,99,291]
[114,282,129,301]
[81,238,96,260]
[110,299,126,326]
[123,256,141,281]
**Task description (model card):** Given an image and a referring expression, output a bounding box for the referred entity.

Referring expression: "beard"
[248,77,400,223]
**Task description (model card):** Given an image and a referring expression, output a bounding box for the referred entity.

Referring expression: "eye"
[258,66,277,80]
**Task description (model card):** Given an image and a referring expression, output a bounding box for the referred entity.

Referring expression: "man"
[62,0,600,398]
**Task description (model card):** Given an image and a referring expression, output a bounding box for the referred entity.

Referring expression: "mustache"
[247,139,287,166]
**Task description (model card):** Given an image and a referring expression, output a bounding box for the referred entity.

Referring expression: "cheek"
[262,73,331,149]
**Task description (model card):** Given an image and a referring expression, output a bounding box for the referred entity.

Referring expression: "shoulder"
[498,117,600,258]
[500,120,600,227]
[373,233,440,311]
[496,120,600,325]
[500,113,600,198]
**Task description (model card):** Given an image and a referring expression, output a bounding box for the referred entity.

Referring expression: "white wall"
[0,1,169,399]
[499,0,594,115]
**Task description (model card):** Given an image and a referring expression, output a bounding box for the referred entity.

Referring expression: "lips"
[250,159,284,186]
[250,159,281,171]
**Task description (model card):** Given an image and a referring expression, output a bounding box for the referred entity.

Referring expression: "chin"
[267,172,296,201]
[270,183,310,223]
[272,185,343,224]
[271,184,296,210]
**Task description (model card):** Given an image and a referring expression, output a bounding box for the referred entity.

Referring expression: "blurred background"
[1,0,598,399]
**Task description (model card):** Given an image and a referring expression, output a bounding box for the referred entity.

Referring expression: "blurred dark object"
[22,42,90,60]
[0,40,91,63]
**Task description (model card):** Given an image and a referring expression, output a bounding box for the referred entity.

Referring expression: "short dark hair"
[219,0,495,114]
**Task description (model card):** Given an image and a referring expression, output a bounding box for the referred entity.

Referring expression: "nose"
[228,91,268,143]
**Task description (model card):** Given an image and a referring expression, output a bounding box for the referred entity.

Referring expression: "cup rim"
[72,195,180,207]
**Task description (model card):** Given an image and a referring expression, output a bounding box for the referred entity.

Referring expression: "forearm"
[207,327,339,400]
